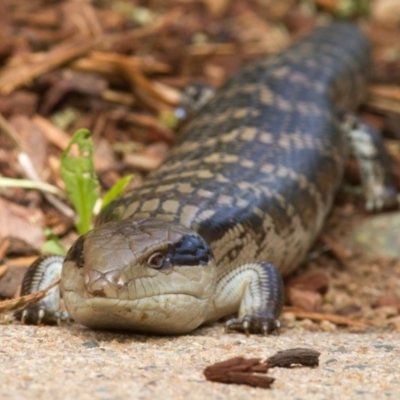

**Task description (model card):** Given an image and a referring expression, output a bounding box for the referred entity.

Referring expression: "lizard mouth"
[62,288,208,334]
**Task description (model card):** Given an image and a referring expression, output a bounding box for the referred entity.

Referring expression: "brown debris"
[204,357,275,388]
[372,294,400,312]
[321,234,351,267]
[10,115,48,174]
[286,271,329,294]
[39,70,108,114]
[286,271,329,311]
[32,115,73,151]
[203,0,231,18]
[0,35,95,95]
[117,58,175,113]
[372,0,400,28]
[0,0,399,334]
[0,238,9,260]
[204,348,320,388]
[0,197,45,250]
[0,264,8,280]
[124,142,170,172]
[107,110,175,142]
[98,8,184,53]
[283,306,372,328]
[265,348,321,368]
[287,288,323,312]
[1,238,40,258]
[0,91,38,117]
[0,278,60,315]
[366,85,400,114]
[0,258,33,299]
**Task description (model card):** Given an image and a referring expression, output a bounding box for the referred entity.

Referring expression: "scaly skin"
[21,22,378,334]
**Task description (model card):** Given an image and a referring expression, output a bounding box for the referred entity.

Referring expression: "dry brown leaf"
[265,348,320,368]
[204,357,274,388]
[0,198,45,250]
[10,115,48,174]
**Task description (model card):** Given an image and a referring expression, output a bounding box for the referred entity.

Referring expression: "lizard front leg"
[207,262,284,335]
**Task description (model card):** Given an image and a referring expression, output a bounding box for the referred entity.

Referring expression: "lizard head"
[61,218,216,334]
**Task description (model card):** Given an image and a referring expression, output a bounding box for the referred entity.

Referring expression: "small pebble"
[373,306,398,319]
[320,320,337,332]
[82,340,100,348]
[300,318,319,332]
[281,312,296,326]
[348,325,367,333]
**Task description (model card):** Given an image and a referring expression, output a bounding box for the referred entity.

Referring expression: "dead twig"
[0,239,10,260]
[0,278,60,315]
[99,8,184,51]
[0,35,96,95]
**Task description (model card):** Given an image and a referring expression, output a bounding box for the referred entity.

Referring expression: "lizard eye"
[147,252,165,269]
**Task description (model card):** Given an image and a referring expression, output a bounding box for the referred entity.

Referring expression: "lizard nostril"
[84,269,104,293]
[84,269,127,297]
[105,270,127,289]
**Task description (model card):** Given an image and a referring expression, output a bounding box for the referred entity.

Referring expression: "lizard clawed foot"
[225,314,281,336]
[18,306,69,326]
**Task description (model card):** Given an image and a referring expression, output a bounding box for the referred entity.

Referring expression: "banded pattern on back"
[99,22,370,277]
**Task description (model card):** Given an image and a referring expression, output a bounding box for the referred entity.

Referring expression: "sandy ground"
[2,205,399,400]
[1,323,399,400]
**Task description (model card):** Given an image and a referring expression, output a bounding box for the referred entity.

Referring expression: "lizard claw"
[18,306,69,326]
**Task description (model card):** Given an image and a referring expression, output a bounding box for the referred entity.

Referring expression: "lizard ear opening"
[169,234,212,267]
[65,236,85,269]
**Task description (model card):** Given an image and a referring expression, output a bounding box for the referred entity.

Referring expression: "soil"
[0,1,400,398]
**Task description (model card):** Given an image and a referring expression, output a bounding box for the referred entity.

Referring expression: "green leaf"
[158,110,179,129]
[51,107,82,131]
[41,239,67,256]
[41,228,66,256]
[101,174,134,210]
[61,128,99,235]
